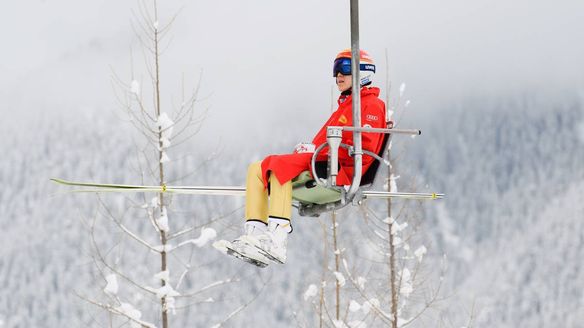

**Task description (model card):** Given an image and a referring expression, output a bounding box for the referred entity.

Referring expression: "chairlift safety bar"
[320,125,421,190]
[342,127,421,136]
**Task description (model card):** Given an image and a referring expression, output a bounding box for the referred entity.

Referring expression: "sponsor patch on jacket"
[339,115,348,124]
[366,114,379,121]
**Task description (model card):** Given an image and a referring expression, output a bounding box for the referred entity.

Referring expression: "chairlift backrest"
[358,127,390,187]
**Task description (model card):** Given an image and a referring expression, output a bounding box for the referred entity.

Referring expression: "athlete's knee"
[247,161,261,174]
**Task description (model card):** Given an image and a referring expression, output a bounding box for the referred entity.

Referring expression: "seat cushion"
[291,171,342,205]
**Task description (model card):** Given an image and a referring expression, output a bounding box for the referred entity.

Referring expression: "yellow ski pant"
[245,161,292,223]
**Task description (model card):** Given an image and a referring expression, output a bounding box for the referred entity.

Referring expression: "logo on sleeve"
[338,115,348,124]
[366,114,379,121]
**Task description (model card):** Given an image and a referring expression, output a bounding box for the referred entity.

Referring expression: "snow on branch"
[131,80,141,96]
[153,227,217,253]
[78,295,156,328]
[303,284,318,302]
[157,112,174,144]
[104,274,119,296]
[340,257,393,324]
[156,206,169,232]
[173,227,217,250]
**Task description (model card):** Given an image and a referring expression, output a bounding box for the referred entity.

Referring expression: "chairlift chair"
[290,122,441,217]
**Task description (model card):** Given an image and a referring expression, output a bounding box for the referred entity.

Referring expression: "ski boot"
[246,217,291,264]
[214,221,271,268]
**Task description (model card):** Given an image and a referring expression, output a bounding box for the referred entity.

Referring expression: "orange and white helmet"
[333,48,376,86]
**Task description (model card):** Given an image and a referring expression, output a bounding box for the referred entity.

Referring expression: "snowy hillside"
[462,180,584,327]
[416,93,584,327]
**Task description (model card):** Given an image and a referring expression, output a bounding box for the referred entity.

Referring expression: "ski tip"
[212,240,230,254]
[50,178,67,184]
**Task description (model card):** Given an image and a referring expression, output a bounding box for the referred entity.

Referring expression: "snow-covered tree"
[75,2,256,327]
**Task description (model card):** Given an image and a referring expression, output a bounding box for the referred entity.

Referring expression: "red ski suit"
[260,87,386,188]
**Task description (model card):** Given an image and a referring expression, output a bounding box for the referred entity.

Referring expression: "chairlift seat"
[291,170,342,205]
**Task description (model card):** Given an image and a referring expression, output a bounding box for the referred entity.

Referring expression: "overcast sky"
[2,0,584,147]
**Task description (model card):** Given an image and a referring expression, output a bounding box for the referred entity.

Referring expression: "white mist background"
[3,0,584,146]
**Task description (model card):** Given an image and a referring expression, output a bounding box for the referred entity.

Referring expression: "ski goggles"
[333,58,376,77]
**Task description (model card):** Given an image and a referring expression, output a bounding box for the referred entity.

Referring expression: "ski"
[51,178,443,200]
[213,240,269,268]
[253,246,285,264]
[50,178,246,196]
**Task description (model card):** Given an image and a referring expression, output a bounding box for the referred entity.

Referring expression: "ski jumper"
[245,86,386,223]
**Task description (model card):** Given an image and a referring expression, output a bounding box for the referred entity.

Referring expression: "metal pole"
[342,126,421,135]
[347,0,362,202]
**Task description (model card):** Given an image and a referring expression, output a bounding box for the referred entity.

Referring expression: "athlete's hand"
[293,142,315,154]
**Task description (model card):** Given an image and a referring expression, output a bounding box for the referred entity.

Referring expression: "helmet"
[333,48,376,86]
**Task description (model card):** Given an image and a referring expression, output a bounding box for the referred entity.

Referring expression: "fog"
[2,0,584,146]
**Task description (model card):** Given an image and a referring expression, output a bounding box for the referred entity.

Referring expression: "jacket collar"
[338,86,380,105]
